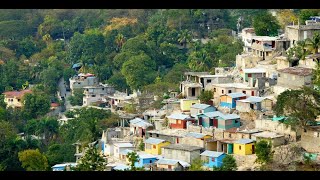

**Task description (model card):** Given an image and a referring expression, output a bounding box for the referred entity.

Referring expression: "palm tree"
[178,29,192,48]
[115,33,126,52]
[42,34,52,46]
[187,49,211,72]
[296,40,309,60]
[306,32,320,54]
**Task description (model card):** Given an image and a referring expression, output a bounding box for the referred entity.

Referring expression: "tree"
[273,87,320,128]
[306,32,320,54]
[253,11,280,36]
[299,9,320,25]
[121,52,157,90]
[115,33,126,52]
[198,90,213,104]
[18,149,48,171]
[73,145,106,171]
[220,154,237,171]
[313,61,320,90]
[177,29,192,48]
[138,140,145,151]
[276,9,298,29]
[68,89,84,106]
[106,71,130,92]
[255,140,274,165]
[187,49,212,72]
[189,158,204,171]
[126,151,139,171]
[163,63,189,84]
[22,92,51,119]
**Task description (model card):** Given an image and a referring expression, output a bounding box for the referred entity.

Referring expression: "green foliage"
[189,158,204,171]
[68,89,84,106]
[255,140,274,164]
[106,71,130,92]
[65,110,75,118]
[274,87,320,128]
[0,20,33,40]
[22,92,51,119]
[126,151,139,171]
[18,149,48,171]
[121,52,157,90]
[163,63,189,84]
[124,104,137,114]
[138,140,145,151]
[198,90,213,104]
[313,61,320,90]
[253,11,280,36]
[221,154,237,171]
[306,32,320,54]
[73,145,106,171]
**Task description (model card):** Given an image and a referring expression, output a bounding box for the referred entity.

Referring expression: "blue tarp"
[72,63,82,69]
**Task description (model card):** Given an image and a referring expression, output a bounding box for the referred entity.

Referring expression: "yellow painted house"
[145,137,170,155]
[180,99,200,112]
[233,139,255,155]
[2,90,32,108]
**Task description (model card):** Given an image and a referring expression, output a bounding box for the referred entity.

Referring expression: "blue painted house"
[190,103,216,118]
[220,92,246,109]
[197,111,240,130]
[200,151,226,168]
[134,153,159,168]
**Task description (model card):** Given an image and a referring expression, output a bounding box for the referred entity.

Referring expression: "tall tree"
[189,158,204,171]
[18,149,48,171]
[126,151,139,171]
[306,32,320,54]
[198,90,214,104]
[220,155,237,171]
[177,29,192,48]
[22,92,51,119]
[115,33,126,52]
[253,11,280,36]
[255,140,274,165]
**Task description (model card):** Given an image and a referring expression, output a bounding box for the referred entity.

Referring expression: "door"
[191,88,196,97]
[213,119,218,128]
[251,91,254,96]
[250,103,254,109]
[252,144,255,154]
[209,119,213,127]
[228,144,233,154]
[199,117,203,126]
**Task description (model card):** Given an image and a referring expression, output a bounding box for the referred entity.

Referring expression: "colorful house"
[113,142,134,159]
[197,111,240,130]
[161,144,203,163]
[180,99,201,112]
[145,138,171,155]
[220,92,247,109]
[134,153,159,168]
[2,89,32,108]
[200,151,226,168]
[242,68,266,83]
[190,103,216,117]
[217,139,234,154]
[233,139,255,155]
[155,158,190,171]
[167,114,195,129]
[129,118,153,138]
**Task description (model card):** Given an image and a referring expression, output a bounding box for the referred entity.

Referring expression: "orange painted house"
[167,113,195,129]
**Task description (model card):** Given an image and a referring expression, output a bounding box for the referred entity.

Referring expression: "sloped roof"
[113,143,133,148]
[167,114,190,120]
[238,96,266,103]
[113,164,130,171]
[130,118,153,128]
[156,158,190,167]
[119,149,133,155]
[234,139,255,144]
[130,118,144,124]
[201,111,240,120]
[200,150,224,158]
[185,132,208,139]
[225,92,247,98]
[145,138,166,145]
[190,103,211,110]
[277,67,313,76]
[3,89,32,98]
[52,163,77,168]
[138,153,158,159]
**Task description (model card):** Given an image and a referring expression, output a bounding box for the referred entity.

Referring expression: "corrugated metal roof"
[234,139,255,144]
[243,68,266,73]
[119,149,133,155]
[130,118,144,124]
[238,96,266,103]
[145,138,166,145]
[130,118,153,128]
[138,153,158,159]
[167,114,190,120]
[113,142,133,148]
[185,132,207,139]
[200,150,224,157]
[202,111,240,120]
[113,164,130,171]
[190,103,211,109]
[52,163,77,168]
[277,67,313,76]
[226,92,247,98]
[156,158,179,165]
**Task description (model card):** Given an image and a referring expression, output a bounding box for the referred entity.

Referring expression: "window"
[92,95,96,97]
[248,73,252,77]
[239,146,241,150]
[78,82,81,85]
[168,165,172,169]
[222,90,224,94]
[86,89,89,91]
[242,91,246,94]
[153,145,156,149]
[150,133,152,137]
[228,90,232,93]
[192,103,196,105]
[229,134,231,138]
[156,134,159,137]
[235,119,239,124]
[211,157,215,162]
[199,110,204,113]
[150,160,153,163]
[304,129,307,133]
[18,99,20,102]
[214,88,216,92]
[207,79,211,83]
[102,88,104,90]
[278,74,281,77]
